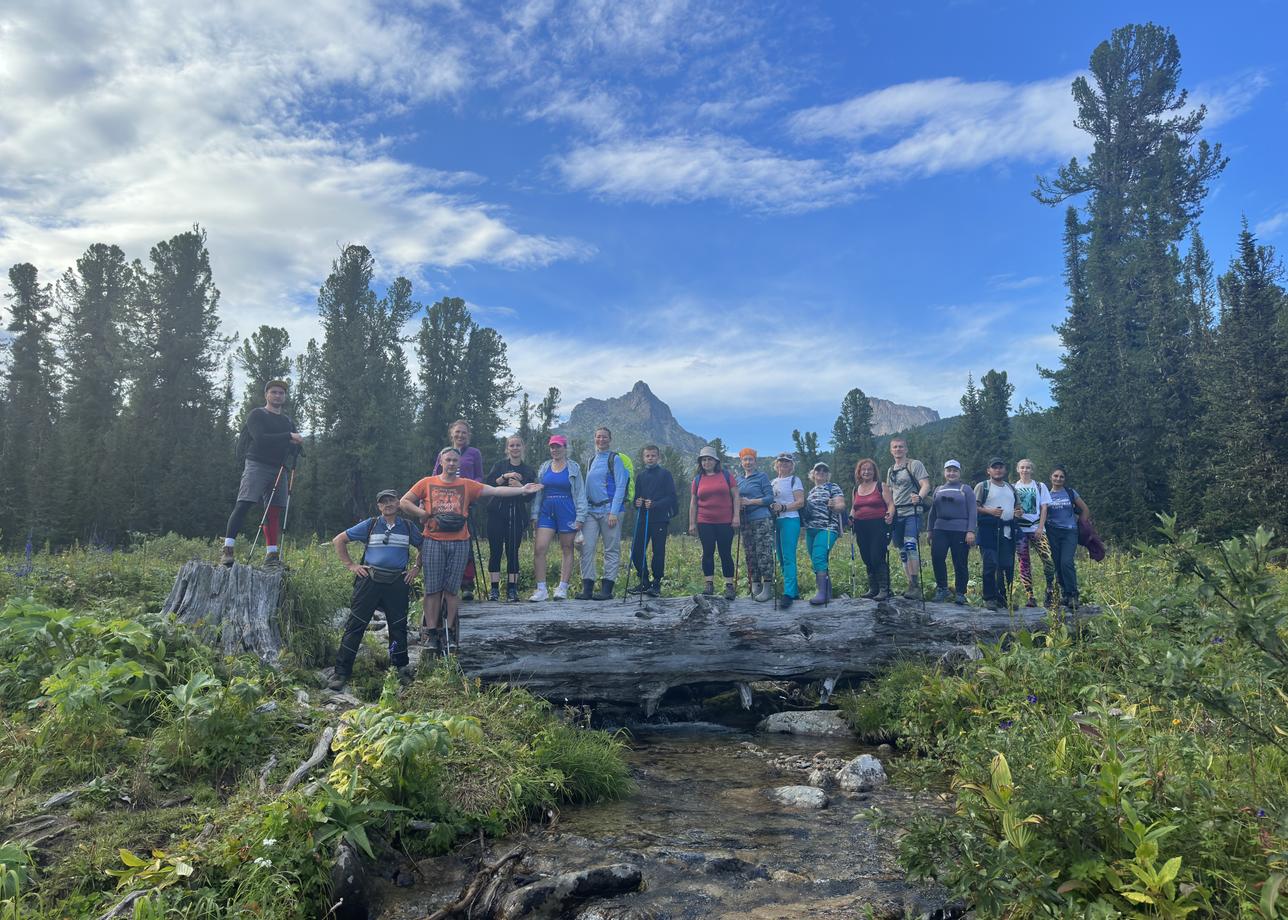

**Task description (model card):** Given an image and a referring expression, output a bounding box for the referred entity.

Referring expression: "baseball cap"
[774,452,794,463]
[944,459,961,469]
[548,435,567,447]
[989,457,1007,467]
[812,461,830,472]
[264,378,289,393]
[376,489,399,501]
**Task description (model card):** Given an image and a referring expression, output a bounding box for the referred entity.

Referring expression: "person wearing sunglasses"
[329,488,423,690]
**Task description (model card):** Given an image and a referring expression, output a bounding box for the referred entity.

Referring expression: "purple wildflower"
[999,719,1013,730]
[1026,694,1038,704]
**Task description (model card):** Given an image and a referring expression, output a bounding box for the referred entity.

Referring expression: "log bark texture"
[163,561,287,664]
[450,594,1094,714]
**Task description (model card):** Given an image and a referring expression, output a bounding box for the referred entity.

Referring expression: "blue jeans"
[1047,526,1079,601]
[775,516,801,598]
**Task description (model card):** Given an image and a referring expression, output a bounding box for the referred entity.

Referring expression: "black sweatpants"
[852,518,889,588]
[486,506,525,577]
[631,515,670,584]
[698,522,735,578]
[336,576,410,675]
[978,520,1016,602]
[931,530,970,595]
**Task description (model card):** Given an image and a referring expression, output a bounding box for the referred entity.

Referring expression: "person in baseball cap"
[528,432,586,601]
[769,452,805,606]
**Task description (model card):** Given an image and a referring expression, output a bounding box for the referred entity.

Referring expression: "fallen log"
[450,594,1095,714]
[163,560,287,664]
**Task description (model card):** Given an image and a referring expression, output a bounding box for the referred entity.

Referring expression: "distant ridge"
[554,382,940,457]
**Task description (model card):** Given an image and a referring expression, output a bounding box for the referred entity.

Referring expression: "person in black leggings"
[688,446,741,598]
[848,458,891,600]
[928,460,977,604]
[483,435,536,602]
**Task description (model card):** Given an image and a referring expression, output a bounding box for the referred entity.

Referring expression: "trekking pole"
[733,525,742,599]
[639,505,649,608]
[771,513,782,610]
[622,507,643,602]
[849,524,858,599]
[278,446,301,558]
[247,463,288,563]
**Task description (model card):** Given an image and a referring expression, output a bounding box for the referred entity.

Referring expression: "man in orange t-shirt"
[401,447,541,655]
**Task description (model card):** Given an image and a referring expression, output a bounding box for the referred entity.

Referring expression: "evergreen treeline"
[2,24,1284,549]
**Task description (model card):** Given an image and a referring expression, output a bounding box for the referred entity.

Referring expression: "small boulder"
[806,767,836,789]
[766,785,827,809]
[497,864,643,919]
[757,709,851,738]
[836,754,887,792]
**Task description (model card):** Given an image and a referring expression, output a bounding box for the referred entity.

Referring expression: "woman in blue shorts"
[529,435,587,600]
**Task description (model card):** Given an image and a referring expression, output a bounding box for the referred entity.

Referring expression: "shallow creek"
[376,723,953,919]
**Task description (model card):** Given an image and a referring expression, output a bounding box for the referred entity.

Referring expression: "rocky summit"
[554,380,708,457]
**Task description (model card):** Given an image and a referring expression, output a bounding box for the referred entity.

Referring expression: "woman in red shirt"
[688,446,741,598]
[849,458,892,601]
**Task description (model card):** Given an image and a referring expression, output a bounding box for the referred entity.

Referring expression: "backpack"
[594,451,635,505]
[886,464,926,518]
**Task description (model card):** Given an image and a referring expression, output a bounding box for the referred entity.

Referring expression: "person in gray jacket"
[529,435,588,601]
[927,460,977,605]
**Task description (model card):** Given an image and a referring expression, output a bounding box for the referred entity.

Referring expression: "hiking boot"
[780,593,795,609]
[902,576,921,600]
[954,593,966,605]
[646,580,662,598]
[263,550,281,567]
[754,582,774,603]
[933,587,949,603]
[985,598,999,611]
[396,665,415,686]
[1025,595,1037,608]
[446,622,460,656]
[593,580,615,600]
[874,572,892,602]
[723,583,736,600]
[626,581,648,595]
[702,582,715,596]
[506,583,518,602]
[327,672,349,691]
[488,585,500,602]
[809,573,831,606]
[219,545,235,567]
[529,585,549,602]
[861,584,878,600]
[577,579,595,600]
[553,583,569,599]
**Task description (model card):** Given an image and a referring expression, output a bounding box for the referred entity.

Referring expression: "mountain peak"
[554,382,706,456]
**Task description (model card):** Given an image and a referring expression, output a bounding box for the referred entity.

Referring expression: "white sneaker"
[529,586,549,602]
[553,584,568,599]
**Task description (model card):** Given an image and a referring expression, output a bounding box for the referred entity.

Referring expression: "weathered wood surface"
[447,594,1093,713]
[163,561,286,664]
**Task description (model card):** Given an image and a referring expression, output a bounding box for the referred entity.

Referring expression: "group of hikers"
[222,381,1096,689]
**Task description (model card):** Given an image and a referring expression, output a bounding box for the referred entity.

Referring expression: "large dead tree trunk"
[163,561,287,664]
[448,595,1094,714]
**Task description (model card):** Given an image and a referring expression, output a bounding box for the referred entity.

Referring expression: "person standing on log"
[579,427,630,600]
[885,436,931,599]
[689,445,741,599]
[483,435,536,602]
[736,448,776,603]
[802,461,846,605]
[849,458,892,600]
[975,457,1022,610]
[629,444,677,597]
[328,489,422,690]
[1045,465,1091,610]
[529,435,586,601]
[927,460,976,605]
[219,379,303,567]
[433,420,485,599]
[769,453,806,608]
[1013,458,1055,607]
[403,447,541,654]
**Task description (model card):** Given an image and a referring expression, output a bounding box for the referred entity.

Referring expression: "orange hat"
[738,447,757,459]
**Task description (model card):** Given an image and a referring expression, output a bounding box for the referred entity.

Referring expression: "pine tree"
[53,244,132,539]
[0,264,60,542]
[830,387,875,484]
[978,369,1014,464]
[1035,23,1226,540]
[234,326,292,418]
[1200,222,1288,537]
[112,227,232,538]
[953,375,989,481]
[791,430,820,470]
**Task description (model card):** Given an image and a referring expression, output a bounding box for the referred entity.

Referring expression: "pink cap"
[548,435,567,447]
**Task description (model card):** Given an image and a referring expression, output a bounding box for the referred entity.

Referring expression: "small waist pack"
[367,566,405,583]
[433,512,467,533]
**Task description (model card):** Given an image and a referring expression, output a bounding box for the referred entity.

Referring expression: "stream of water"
[377,723,952,919]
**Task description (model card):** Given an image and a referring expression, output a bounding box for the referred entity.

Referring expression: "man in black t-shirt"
[219,380,302,566]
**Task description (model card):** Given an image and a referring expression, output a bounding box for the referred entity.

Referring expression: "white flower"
[262,838,277,847]
[253,857,273,869]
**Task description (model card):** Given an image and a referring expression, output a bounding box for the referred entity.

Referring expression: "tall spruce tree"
[0,264,60,542]
[831,387,876,484]
[1035,23,1225,540]
[112,228,231,538]
[53,244,133,539]
[954,374,989,481]
[314,246,419,529]
[978,369,1014,464]
[1200,223,1288,537]
[234,325,292,417]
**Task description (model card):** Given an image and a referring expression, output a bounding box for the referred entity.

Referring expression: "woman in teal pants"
[769,453,806,607]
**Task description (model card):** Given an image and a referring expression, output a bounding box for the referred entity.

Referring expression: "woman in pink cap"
[528,435,587,600]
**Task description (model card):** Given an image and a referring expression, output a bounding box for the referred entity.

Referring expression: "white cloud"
[1254,209,1288,239]
[0,1,584,345]
[1192,69,1271,127]
[789,75,1086,183]
[555,134,857,212]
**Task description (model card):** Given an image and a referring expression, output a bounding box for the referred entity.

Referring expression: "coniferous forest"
[1,23,1285,550]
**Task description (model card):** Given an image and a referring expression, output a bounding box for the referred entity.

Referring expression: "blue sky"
[2,1,1285,451]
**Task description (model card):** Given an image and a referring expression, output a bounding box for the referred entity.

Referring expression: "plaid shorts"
[422,538,470,595]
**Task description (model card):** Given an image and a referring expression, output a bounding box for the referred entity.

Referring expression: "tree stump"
[163,561,287,664]
[448,594,1095,714]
